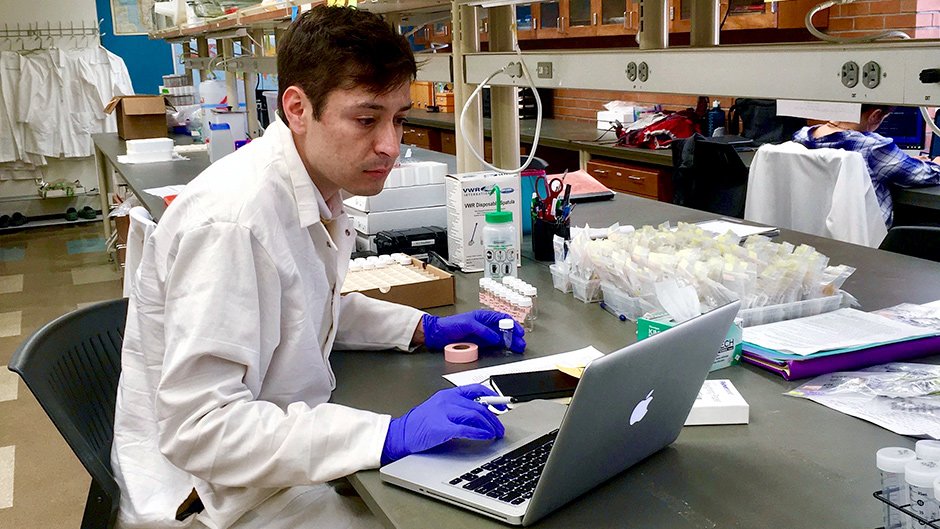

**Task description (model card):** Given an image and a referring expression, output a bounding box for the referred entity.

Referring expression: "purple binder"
[742,336,940,380]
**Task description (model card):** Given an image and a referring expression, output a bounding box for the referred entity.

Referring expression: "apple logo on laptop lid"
[630,390,654,426]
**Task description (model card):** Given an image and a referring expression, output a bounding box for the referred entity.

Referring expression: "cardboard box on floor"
[104,95,170,140]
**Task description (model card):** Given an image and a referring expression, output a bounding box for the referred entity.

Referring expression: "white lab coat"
[744,142,888,248]
[111,118,424,528]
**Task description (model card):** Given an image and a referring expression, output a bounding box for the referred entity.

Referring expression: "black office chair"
[671,134,749,218]
[878,225,940,263]
[8,298,128,529]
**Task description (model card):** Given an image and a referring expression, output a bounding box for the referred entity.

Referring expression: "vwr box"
[636,315,744,372]
[446,171,523,273]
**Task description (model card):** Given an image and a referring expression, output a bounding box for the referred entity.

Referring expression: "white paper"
[144,185,187,198]
[696,219,777,239]
[442,346,604,387]
[776,100,861,123]
[787,363,940,439]
[922,299,940,310]
[742,308,936,356]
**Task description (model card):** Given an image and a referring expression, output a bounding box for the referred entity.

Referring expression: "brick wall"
[553,89,734,124]
[828,0,940,38]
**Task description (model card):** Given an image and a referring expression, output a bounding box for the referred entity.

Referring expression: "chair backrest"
[671,134,749,218]
[123,207,156,298]
[744,141,888,248]
[879,225,940,262]
[8,298,128,529]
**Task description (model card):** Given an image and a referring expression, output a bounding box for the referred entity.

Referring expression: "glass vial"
[499,318,515,351]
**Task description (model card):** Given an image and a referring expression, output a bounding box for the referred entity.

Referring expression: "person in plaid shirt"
[792,104,940,227]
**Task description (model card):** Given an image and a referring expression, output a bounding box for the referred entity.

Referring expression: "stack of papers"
[741,304,940,380]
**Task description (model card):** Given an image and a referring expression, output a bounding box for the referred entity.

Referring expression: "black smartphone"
[490,370,580,402]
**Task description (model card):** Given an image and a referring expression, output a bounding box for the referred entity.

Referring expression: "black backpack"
[727,98,806,145]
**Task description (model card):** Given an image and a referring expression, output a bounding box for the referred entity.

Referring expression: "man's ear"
[281,86,309,134]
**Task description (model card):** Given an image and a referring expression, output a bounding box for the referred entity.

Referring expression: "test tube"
[877,447,916,529]
[915,440,940,463]
[905,459,940,527]
[499,318,515,351]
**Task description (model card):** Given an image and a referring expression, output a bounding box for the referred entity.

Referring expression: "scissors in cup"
[535,176,564,220]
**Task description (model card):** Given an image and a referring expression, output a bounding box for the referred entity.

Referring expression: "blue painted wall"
[95,0,174,94]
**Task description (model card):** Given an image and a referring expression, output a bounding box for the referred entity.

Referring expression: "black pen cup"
[532,217,570,261]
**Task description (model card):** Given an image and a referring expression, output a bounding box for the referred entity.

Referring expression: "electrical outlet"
[862,61,881,89]
[626,62,637,82]
[841,61,859,88]
[638,62,649,82]
[536,62,553,79]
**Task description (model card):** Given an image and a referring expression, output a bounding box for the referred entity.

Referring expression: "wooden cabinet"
[402,125,441,151]
[586,158,672,201]
[533,0,638,39]
[670,0,827,33]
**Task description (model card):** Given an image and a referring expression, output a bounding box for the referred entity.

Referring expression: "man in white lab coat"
[111,7,524,528]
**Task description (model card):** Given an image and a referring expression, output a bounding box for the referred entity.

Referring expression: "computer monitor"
[877,106,926,151]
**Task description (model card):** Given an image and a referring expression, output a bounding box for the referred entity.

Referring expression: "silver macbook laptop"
[380,301,741,526]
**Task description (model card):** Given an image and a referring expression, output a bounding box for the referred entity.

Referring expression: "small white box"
[446,171,523,273]
[126,137,174,154]
[684,380,749,426]
[346,205,447,236]
[384,161,448,188]
[355,234,376,252]
[596,109,635,129]
[344,184,446,213]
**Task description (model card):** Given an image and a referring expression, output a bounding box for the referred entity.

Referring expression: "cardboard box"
[636,315,743,372]
[346,205,447,235]
[446,171,523,272]
[343,183,445,213]
[104,95,169,140]
[342,257,455,309]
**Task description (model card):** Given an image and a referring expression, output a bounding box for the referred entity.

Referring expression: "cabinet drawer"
[586,161,663,198]
[402,127,432,149]
[440,131,457,155]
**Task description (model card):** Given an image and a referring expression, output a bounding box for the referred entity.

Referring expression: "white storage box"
[596,109,635,129]
[126,138,174,154]
[346,205,447,236]
[738,292,852,327]
[385,161,448,188]
[344,183,445,213]
[549,263,571,293]
[600,282,660,321]
[570,274,602,303]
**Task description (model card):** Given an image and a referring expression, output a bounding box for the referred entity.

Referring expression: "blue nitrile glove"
[422,310,526,353]
[382,384,505,465]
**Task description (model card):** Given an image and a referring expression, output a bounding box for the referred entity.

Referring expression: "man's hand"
[419,311,526,352]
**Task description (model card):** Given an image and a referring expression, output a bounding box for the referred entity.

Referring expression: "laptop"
[380,301,741,526]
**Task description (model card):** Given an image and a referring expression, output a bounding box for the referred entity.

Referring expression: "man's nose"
[375,121,401,158]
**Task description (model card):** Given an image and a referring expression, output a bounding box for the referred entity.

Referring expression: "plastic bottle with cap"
[878,447,917,529]
[916,440,940,463]
[905,459,940,527]
[498,318,515,351]
[207,122,235,163]
[483,185,517,280]
[522,284,538,321]
[518,296,534,331]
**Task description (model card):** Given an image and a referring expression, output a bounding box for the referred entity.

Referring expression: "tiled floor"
[0,223,123,528]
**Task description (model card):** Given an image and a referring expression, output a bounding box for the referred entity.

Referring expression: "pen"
[475,396,517,405]
[600,301,627,322]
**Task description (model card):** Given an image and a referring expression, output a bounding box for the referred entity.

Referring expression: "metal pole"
[221,38,238,109]
[242,34,260,138]
[690,0,720,47]
[196,37,210,81]
[637,0,668,50]
[453,3,483,173]
[487,6,521,172]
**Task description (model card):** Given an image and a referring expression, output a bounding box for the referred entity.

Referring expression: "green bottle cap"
[485,185,513,223]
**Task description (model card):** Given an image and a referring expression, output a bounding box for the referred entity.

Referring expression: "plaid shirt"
[792,126,940,227]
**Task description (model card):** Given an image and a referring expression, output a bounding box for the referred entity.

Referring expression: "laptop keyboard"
[447,430,559,506]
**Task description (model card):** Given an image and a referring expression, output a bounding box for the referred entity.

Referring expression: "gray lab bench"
[334,193,940,529]
[405,109,939,214]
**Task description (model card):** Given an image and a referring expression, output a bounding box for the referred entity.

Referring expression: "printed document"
[742,308,936,356]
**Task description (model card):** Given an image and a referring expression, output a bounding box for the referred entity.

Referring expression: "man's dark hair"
[276,6,417,120]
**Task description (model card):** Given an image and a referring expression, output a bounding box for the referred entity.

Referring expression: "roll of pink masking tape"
[444,342,479,364]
